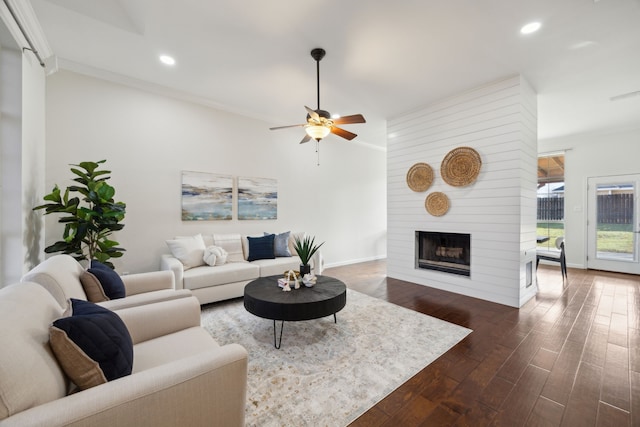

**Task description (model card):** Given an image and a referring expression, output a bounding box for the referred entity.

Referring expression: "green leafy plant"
[33,160,126,268]
[293,235,324,266]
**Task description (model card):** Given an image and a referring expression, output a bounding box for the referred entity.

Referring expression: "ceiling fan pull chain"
[316,140,320,166]
[316,58,321,110]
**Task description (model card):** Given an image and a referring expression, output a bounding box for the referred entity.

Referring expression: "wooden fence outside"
[537,197,564,221]
[537,194,634,224]
[596,193,634,224]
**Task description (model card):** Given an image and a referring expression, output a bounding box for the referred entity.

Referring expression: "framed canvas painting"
[181,171,233,220]
[238,176,277,220]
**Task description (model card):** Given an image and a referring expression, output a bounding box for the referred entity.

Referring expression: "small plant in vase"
[293,235,324,276]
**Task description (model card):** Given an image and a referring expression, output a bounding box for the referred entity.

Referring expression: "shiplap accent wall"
[387,75,537,308]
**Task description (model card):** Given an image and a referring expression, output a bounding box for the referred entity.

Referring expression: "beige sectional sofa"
[0,282,248,427]
[22,254,193,310]
[161,232,324,305]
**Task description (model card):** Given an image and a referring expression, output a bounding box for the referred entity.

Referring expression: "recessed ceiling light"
[159,55,175,66]
[520,22,541,35]
[331,113,341,119]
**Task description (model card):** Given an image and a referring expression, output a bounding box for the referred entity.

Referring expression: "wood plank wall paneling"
[387,75,538,308]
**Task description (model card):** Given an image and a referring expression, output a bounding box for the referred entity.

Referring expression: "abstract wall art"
[238,176,277,220]
[181,171,233,220]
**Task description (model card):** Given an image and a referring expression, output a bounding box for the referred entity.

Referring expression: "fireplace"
[415,231,471,277]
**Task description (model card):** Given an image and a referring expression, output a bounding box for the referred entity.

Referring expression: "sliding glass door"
[537,155,564,251]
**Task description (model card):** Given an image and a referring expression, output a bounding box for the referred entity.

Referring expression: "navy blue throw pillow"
[88,261,126,299]
[247,234,276,261]
[49,299,133,390]
[90,260,112,271]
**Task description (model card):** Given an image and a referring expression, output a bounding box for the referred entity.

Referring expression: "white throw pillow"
[166,234,206,270]
[213,234,244,262]
[203,246,228,266]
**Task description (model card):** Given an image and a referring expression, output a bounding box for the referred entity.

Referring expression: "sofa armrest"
[116,297,201,344]
[0,344,248,427]
[121,270,175,296]
[160,254,185,290]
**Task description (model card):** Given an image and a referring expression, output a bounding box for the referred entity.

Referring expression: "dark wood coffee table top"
[243,275,347,322]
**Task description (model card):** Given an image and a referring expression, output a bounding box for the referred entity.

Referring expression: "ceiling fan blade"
[332,114,366,125]
[331,126,357,141]
[299,134,312,144]
[304,106,320,122]
[269,124,306,130]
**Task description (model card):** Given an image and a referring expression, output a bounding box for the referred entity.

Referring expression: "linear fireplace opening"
[415,231,471,277]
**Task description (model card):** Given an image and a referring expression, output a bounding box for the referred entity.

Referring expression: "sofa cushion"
[265,231,292,257]
[0,283,68,421]
[203,245,228,266]
[132,327,220,373]
[182,263,259,291]
[166,234,207,270]
[247,234,276,261]
[49,299,133,391]
[86,261,126,300]
[98,289,193,311]
[252,256,302,277]
[213,234,245,262]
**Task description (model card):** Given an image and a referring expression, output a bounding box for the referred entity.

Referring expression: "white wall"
[44,70,387,273]
[387,75,537,308]
[539,127,640,268]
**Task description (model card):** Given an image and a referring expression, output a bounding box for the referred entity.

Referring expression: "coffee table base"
[272,313,338,349]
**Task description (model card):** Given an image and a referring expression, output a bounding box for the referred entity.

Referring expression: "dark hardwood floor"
[323,260,639,427]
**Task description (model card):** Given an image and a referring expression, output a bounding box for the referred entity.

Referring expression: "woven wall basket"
[440,147,482,187]
[425,192,449,216]
[406,162,434,192]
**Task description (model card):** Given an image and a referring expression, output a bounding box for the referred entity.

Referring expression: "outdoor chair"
[537,236,567,279]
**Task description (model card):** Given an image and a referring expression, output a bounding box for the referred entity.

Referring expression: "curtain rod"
[2,0,45,68]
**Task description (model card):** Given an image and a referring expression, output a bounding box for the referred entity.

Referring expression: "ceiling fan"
[269,48,366,144]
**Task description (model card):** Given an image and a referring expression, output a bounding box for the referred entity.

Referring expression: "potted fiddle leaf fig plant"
[293,235,324,276]
[33,160,126,268]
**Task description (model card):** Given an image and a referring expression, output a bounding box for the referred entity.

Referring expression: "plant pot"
[299,264,311,276]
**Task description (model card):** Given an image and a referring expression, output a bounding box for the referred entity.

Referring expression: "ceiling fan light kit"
[270,47,366,164]
[306,125,330,140]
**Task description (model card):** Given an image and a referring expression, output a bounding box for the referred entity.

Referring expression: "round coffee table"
[244,275,347,348]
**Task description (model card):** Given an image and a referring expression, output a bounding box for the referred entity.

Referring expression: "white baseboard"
[324,255,387,269]
[537,260,585,269]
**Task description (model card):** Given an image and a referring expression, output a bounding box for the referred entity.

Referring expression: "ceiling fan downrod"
[310,48,326,111]
[268,47,365,150]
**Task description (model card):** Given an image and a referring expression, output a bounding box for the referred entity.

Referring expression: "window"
[537,154,565,251]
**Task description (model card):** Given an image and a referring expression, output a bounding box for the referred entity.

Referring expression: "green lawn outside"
[537,222,564,250]
[537,222,634,254]
[594,223,634,253]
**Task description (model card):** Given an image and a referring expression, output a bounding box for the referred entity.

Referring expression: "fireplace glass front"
[415,231,471,277]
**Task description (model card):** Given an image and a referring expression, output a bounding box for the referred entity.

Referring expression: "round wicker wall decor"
[440,147,482,187]
[425,192,450,216]
[406,162,434,192]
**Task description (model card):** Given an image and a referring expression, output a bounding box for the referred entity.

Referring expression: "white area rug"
[201,289,471,427]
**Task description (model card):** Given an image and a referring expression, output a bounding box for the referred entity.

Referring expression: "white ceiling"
[30,0,640,147]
